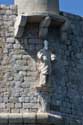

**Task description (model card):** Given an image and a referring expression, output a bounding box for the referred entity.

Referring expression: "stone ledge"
[0,112,64,125]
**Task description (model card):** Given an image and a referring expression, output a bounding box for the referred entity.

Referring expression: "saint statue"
[37,40,56,89]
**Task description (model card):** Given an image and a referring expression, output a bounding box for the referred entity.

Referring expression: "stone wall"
[0,5,83,125]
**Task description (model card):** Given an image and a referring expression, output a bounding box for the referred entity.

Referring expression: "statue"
[36,17,56,112]
[37,40,56,89]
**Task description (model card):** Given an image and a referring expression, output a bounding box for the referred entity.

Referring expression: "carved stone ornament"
[36,40,56,90]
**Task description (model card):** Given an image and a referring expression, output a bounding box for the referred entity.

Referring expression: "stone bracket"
[14,14,66,38]
[14,15,28,38]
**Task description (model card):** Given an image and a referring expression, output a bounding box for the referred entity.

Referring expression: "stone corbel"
[14,15,28,38]
[39,16,51,39]
[14,14,66,39]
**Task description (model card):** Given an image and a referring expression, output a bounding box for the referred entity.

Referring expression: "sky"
[0,0,83,16]
[59,0,83,16]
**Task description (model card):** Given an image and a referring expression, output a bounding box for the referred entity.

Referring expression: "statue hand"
[37,51,43,59]
[51,54,56,61]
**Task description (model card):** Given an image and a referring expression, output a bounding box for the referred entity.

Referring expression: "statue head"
[44,40,48,50]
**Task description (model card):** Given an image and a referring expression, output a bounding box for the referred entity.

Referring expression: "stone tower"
[15,0,59,16]
[0,0,83,125]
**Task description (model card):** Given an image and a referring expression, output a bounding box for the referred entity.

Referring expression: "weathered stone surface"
[0,113,8,124]
[0,113,65,125]
[0,4,83,125]
[36,112,48,123]
[23,113,36,124]
[9,113,23,124]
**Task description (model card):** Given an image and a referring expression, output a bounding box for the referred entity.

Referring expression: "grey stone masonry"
[0,4,83,125]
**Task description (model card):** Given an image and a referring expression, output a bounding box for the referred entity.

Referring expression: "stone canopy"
[14,0,65,38]
[14,14,65,38]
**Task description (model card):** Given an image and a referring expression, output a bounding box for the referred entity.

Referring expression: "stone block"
[0,97,3,103]
[36,112,48,124]
[23,113,36,124]
[6,37,15,43]
[0,113,8,124]
[9,113,23,124]
[11,109,20,113]
[6,103,15,109]
[24,97,30,103]
[0,103,5,109]
[23,103,31,109]
[18,97,25,102]
[3,97,8,103]
[15,103,22,108]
